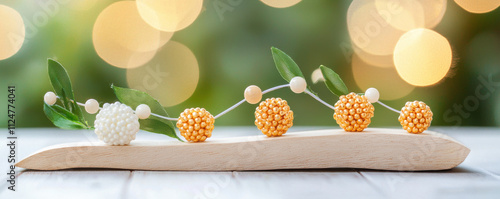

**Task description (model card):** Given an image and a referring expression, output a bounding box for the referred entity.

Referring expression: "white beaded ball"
[85,99,100,114]
[135,104,151,119]
[94,102,140,145]
[244,85,262,104]
[365,87,380,103]
[44,91,57,105]
[290,76,307,93]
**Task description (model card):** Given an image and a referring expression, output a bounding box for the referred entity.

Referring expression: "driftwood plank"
[16,128,470,171]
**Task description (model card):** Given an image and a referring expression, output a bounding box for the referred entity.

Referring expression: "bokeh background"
[1,0,500,128]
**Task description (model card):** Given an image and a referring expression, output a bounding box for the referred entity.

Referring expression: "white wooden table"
[1,127,499,199]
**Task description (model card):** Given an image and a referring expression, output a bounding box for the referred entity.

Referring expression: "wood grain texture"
[0,171,131,199]
[16,128,470,171]
[359,166,500,199]
[125,171,384,198]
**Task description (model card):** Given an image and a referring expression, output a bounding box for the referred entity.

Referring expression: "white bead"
[290,76,307,93]
[365,87,380,103]
[311,68,325,84]
[85,99,100,114]
[44,92,57,105]
[244,85,262,104]
[135,104,151,119]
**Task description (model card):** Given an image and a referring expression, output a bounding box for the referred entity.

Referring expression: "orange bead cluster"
[254,98,294,137]
[176,108,215,142]
[398,101,433,134]
[334,92,374,132]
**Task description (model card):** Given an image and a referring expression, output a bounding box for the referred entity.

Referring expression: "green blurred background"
[1,0,500,128]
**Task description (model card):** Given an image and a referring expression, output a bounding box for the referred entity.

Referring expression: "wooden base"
[16,128,470,171]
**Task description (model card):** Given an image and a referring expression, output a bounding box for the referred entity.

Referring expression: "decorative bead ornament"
[398,101,433,134]
[85,99,100,114]
[135,104,151,119]
[255,98,294,137]
[289,76,307,93]
[44,91,57,105]
[334,92,374,132]
[176,108,215,142]
[364,88,379,103]
[94,102,140,145]
[244,85,262,104]
[44,48,436,146]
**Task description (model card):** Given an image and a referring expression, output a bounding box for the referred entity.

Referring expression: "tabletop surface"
[1,127,499,199]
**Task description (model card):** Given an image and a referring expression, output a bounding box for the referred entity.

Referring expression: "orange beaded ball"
[176,108,215,142]
[254,98,294,137]
[398,101,433,134]
[334,92,374,132]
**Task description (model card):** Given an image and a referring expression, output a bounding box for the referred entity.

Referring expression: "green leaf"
[271,47,305,81]
[139,119,183,142]
[47,59,88,127]
[43,103,88,129]
[112,85,181,141]
[271,47,316,94]
[319,65,349,97]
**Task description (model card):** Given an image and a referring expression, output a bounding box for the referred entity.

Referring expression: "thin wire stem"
[262,84,290,94]
[69,98,179,120]
[304,90,336,110]
[213,84,290,119]
[376,101,401,114]
[69,98,102,110]
[214,99,246,119]
[76,101,86,107]
[151,113,179,121]
[57,84,400,122]
[58,84,293,122]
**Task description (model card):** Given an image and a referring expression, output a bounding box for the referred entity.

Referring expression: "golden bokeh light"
[374,0,425,31]
[93,1,173,69]
[94,41,157,69]
[420,0,447,28]
[352,54,414,100]
[99,1,174,52]
[347,0,405,56]
[374,0,446,31]
[260,0,301,8]
[454,0,500,14]
[0,5,25,60]
[136,0,203,32]
[353,43,393,68]
[70,0,99,11]
[127,41,199,107]
[393,28,452,86]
